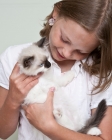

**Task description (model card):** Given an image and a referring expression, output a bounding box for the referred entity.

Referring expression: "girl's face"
[49,17,99,62]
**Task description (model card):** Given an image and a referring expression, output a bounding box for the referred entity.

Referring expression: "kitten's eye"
[39,63,44,67]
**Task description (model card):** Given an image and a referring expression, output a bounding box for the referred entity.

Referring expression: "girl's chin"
[52,56,63,62]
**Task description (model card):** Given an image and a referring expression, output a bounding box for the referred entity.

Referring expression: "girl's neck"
[55,60,75,73]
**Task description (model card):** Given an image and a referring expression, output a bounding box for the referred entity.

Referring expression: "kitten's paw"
[87,127,101,136]
[53,109,63,119]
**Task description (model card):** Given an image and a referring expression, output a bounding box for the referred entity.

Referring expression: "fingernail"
[50,87,55,92]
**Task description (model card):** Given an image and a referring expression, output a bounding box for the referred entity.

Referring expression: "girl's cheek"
[73,54,89,61]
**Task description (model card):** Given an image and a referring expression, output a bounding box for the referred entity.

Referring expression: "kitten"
[18,37,107,139]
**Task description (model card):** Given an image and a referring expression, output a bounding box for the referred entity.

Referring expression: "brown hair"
[40,0,112,93]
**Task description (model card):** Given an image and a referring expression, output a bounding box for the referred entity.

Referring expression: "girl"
[0,0,112,140]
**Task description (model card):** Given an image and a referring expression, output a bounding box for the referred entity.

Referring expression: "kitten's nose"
[44,60,51,68]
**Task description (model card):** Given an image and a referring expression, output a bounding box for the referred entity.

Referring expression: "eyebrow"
[61,30,72,44]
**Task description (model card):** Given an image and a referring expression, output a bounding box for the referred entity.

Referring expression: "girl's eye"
[77,50,88,55]
[39,63,44,67]
[61,36,69,44]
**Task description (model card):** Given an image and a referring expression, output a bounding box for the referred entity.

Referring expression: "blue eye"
[39,63,44,67]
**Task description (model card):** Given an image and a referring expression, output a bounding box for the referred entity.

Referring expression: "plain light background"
[0,0,58,54]
[0,0,58,140]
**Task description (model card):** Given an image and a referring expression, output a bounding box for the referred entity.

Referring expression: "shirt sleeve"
[0,63,9,89]
[0,46,20,89]
[0,47,13,89]
[89,76,112,109]
[0,43,32,90]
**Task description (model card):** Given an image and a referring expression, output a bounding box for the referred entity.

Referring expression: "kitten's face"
[18,38,51,76]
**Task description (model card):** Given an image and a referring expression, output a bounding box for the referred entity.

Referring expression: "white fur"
[87,127,101,136]
[18,43,101,139]
[18,44,49,75]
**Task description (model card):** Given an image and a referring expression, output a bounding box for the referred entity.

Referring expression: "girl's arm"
[0,63,40,139]
[23,89,112,140]
[45,107,112,140]
[0,87,20,139]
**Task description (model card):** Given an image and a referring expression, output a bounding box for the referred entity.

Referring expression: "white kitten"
[18,37,107,139]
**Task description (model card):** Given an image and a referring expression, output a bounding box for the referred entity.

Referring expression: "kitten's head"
[18,37,51,76]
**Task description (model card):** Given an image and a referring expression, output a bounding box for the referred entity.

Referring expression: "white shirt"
[0,43,112,140]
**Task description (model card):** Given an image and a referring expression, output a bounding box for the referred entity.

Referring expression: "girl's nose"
[63,48,73,58]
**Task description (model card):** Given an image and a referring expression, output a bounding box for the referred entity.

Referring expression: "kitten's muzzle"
[44,60,51,68]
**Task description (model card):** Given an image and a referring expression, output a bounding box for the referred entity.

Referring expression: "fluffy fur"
[18,37,107,139]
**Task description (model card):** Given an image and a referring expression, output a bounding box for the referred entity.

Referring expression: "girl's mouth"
[57,50,65,59]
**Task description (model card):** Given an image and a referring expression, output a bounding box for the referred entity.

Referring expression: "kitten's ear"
[35,37,49,48]
[23,56,34,68]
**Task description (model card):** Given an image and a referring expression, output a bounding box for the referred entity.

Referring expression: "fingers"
[10,62,43,88]
[16,69,43,82]
[22,104,29,117]
[11,62,20,77]
[16,73,28,81]
[17,75,37,85]
[18,73,42,83]
[22,104,27,110]
[24,78,39,92]
[12,62,19,73]
[23,73,43,90]
[49,87,55,95]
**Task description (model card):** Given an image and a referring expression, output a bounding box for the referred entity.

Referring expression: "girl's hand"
[7,63,42,108]
[22,88,56,133]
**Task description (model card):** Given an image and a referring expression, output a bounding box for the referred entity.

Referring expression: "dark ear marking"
[23,56,34,68]
[35,37,47,48]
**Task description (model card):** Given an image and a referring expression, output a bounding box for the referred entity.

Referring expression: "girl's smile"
[56,49,66,59]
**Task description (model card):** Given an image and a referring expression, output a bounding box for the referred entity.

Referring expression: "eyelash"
[60,36,88,56]
[77,50,87,55]
[60,36,69,44]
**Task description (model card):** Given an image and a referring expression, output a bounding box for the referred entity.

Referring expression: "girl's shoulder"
[0,42,33,66]
[0,43,33,89]
[1,42,32,58]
